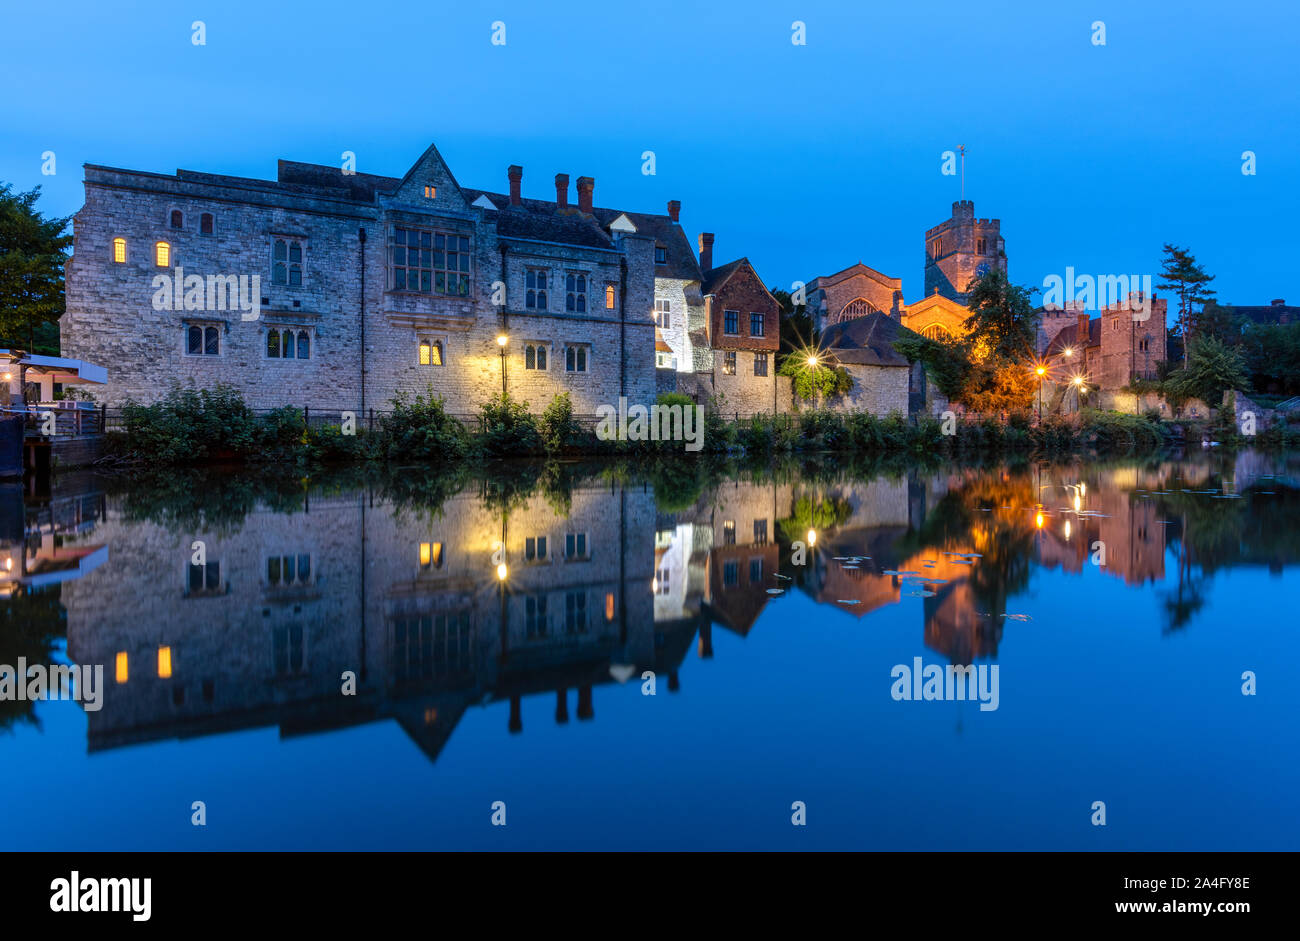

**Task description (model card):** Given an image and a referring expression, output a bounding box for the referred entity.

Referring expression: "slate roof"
[592,208,702,281]
[1045,317,1101,355]
[820,311,915,367]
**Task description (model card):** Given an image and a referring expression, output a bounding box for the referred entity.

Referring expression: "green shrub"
[539,392,583,454]
[379,390,472,461]
[479,393,543,456]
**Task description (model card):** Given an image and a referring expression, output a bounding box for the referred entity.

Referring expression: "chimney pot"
[554,173,569,209]
[508,165,523,206]
[576,176,594,214]
[698,232,714,272]
[667,200,681,222]
[1272,298,1285,306]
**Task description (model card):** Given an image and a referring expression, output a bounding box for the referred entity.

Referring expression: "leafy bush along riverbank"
[102,385,1298,467]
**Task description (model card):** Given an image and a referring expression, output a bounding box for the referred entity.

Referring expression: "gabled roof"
[807,261,902,292]
[591,209,702,281]
[820,311,914,367]
[700,257,748,294]
[1045,317,1101,355]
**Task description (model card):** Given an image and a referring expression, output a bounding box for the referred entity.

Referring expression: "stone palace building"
[62,142,777,416]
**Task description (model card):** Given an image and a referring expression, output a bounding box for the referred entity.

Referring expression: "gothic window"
[605,284,616,309]
[186,324,220,356]
[922,323,953,340]
[526,269,548,309]
[155,241,171,267]
[566,273,587,312]
[565,345,588,372]
[525,343,548,370]
[265,328,311,359]
[419,338,444,366]
[273,237,305,287]
[840,298,878,321]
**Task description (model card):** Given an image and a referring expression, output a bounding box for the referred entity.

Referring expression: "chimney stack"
[508,165,522,206]
[576,176,594,214]
[667,200,681,222]
[1272,298,1285,306]
[555,173,569,209]
[698,232,714,272]
[1077,311,1090,346]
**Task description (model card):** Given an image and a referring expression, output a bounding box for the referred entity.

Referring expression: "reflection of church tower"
[923,201,1006,302]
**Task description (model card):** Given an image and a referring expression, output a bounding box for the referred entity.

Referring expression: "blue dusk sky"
[2,0,1296,308]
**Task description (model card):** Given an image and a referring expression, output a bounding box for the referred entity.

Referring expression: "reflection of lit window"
[158,646,172,678]
[723,520,735,545]
[115,652,128,684]
[605,592,615,621]
[419,542,443,570]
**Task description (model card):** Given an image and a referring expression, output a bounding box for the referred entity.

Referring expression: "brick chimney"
[698,232,714,272]
[576,176,594,214]
[667,200,680,222]
[1272,298,1286,306]
[1077,311,1090,347]
[555,173,569,209]
[508,165,522,206]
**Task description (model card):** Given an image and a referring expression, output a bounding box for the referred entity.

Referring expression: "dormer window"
[654,245,667,265]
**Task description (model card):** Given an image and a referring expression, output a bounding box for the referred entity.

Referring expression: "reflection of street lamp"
[806,528,817,547]
[497,334,508,397]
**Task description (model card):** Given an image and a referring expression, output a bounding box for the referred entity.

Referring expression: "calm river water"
[2,450,1297,850]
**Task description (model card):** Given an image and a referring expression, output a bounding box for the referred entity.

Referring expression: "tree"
[0,183,73,351]
[1164,334,1247,407]
[777,353,853,402]
[1156,244,1216,354]
[964,269,1039,362]
[771,286,815,371]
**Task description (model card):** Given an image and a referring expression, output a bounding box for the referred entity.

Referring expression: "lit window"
[605,284,616,309]
[722,351,737,375]
[200,213,214,235]
[419,542,443,569]
[112,237,126,263]
[423,185,437,199]
[723,520,736,545]
[158,646,172,679]
[170,209,183,229]
[724,310,739,335]
[115,652,128,684]
[419,338,444,366]
[155,241,170,267]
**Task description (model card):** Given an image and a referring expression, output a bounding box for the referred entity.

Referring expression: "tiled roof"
[700,258,748,294]
[462,190,617,250]
[820,311,914,367]
[592,209,702,281]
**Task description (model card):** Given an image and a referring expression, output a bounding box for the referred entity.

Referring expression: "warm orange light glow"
[154,241,170,267]
[419,542,431,566]
[1073,495,1082,513]
[496,334,508,347]
[112,237,126,263]
[1035,511,1045,529]
[496,562,508,581]
[605,592,615,621]
[605,284,615,309]
[807,529,817,547]
[1073,375,1085,388]
[157,646,172,679]
[1035,365,1046,377]
[1062,347,1073,358]
[806,355,818,367]
[2,373,10,381]
[423,185,437,199]
[115,652,128,684]
[424,708,438,724]
[1064,519,1072,540]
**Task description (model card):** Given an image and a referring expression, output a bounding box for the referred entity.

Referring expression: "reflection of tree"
[0,586,65,731]
[776,494,853,544]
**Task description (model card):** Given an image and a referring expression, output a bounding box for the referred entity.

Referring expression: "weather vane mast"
[958,145,966,201]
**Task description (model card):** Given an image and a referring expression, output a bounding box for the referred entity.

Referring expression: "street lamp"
[1072,374,1086,413]
[496,333,508,397]
[1035,364,1047,422]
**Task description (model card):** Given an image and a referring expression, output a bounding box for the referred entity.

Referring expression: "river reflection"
[3,451,1299,849]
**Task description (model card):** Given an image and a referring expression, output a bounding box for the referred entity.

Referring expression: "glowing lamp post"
[1035,364,1047,422]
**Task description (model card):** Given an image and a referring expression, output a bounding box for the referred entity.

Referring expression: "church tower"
[923,201,1005,302]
